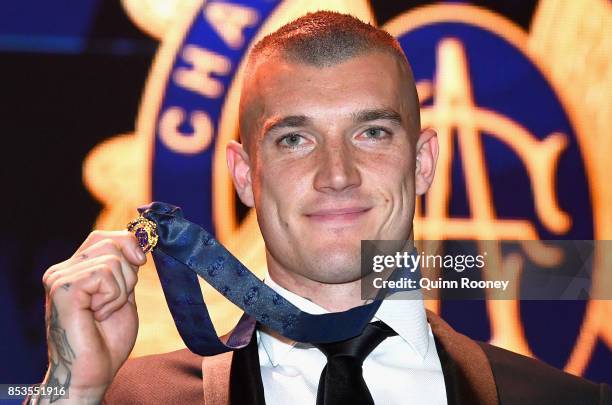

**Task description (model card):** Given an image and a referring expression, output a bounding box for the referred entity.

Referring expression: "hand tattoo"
[47,303,76,403]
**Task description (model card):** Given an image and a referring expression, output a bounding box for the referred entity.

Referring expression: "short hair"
[239,11,419,144]
[248,11,409,68]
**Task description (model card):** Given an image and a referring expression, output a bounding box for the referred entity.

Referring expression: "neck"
[267,264,366,312]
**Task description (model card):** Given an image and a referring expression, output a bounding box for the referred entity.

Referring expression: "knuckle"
[94,266,120,297]
[119,231,139,251]
[43,272,60,291]
[42,273,52,289]
[100,238,121,252]
[117,229,137,244]
[109,283,122,300]
[110,230,132,242]
[88,229,104,241]
[43,261,65,280]
[42,269,52,285]
[45,263,60,275]
[100,262,117,276]
[101,254,123,268]
[74,252,89,261]
[118,229,133,238]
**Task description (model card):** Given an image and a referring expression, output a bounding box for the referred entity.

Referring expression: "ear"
[226,140,254,207]
[415,127,439,195]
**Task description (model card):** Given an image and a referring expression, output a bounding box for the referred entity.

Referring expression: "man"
[37,11,609,405]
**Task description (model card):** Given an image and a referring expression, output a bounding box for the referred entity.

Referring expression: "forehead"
[244,51,414,128]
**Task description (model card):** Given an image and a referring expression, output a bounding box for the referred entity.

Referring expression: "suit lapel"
[433,334,462,405]
[202,314,499,405]
[427,310,499,405]
[202,329,266,405]
[229,332,266,405]
[202,351,233,405]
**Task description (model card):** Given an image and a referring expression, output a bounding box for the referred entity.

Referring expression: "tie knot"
[314,321,397,363]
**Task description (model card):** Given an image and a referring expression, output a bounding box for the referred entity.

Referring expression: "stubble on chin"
[299,244,363,284]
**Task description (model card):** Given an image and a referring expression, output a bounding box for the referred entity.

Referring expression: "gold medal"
[127,215,159,253]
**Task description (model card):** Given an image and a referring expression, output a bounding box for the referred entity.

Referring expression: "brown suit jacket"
[103,311,610,405]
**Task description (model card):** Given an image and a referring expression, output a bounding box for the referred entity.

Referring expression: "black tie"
[313,321,397,405]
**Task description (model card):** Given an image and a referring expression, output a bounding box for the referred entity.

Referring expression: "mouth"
[305,207,372,223]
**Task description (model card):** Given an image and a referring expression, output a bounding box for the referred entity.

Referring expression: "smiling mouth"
[305,207,371,223]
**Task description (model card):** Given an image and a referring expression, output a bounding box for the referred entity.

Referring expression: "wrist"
[35,372,108,405]
[33,386,107,405]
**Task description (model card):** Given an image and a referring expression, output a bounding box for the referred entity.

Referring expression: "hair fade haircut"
[239,11,420,145]
[248,10,409,68]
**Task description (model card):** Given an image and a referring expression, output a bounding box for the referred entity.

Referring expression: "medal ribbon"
[131,202,418,355]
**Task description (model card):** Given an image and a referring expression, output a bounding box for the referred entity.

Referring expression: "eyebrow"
[262,115,311,135]
[351,108,403,126]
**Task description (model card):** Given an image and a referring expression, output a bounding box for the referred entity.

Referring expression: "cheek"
[367,154,416,238]
[360,149,414,196]
[252,158,311,223]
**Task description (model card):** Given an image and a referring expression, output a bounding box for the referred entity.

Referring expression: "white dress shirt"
[257,277,448,405]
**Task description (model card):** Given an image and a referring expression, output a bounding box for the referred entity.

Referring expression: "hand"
[38,230,147,403]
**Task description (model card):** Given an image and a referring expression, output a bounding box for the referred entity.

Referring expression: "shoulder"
[102,348,204,404]
[426,310,611,405]
[478,342,611,405]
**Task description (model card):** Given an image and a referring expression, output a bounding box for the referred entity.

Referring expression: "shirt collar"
[258,276,430,367]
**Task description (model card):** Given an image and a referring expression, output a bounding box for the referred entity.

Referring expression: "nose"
[313,141,362,193]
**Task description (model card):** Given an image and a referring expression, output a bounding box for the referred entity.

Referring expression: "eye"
[361,127,390,140]
[277,133,306,148]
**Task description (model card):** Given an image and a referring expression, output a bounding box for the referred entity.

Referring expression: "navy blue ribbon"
[138,202,418,355]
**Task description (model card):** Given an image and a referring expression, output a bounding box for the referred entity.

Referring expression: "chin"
[306,245,363,284]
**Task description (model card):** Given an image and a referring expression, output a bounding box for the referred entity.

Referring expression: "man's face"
[230,51,435,285]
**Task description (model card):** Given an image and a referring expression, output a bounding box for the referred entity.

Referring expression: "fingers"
[74,230,147,266]
[55,263,125,319]
[45,237,140,288]
[43,229,146,322]
[77,238,139,289]
[47,257,129,321]
[82,238,140,299]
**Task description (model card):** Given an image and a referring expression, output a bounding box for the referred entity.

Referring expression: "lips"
[305,207,371,222]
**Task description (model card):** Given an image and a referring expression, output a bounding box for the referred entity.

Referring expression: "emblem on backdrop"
[83,0,611,375]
